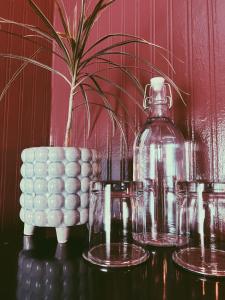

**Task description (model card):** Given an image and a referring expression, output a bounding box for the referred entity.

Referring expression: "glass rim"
[173,247,225,277]
[83,243,149,268]
[177,181,225,193]
[90,180,143,193]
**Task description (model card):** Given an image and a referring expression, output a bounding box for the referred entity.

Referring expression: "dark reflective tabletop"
[0,230,225,300]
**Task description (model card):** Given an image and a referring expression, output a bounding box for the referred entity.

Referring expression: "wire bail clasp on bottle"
[143,81,173,111]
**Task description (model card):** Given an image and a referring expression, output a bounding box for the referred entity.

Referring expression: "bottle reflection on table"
[146,247,177,300]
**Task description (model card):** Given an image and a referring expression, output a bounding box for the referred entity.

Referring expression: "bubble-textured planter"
[19,147,101,243]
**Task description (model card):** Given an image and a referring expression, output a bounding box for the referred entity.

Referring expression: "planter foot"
[56,227,69,244]
[24,224,35,236]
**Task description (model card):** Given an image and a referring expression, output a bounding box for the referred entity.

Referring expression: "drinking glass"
[173,182,225,276]
[83,181,149,268]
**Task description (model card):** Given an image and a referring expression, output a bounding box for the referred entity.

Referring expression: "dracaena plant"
[0,0,183,147]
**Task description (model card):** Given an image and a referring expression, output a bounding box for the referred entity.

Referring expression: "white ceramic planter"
[19,147,101,243]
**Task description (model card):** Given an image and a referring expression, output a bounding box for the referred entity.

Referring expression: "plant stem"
[64,74,76,147]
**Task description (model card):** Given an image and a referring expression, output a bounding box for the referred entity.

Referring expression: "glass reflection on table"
[144,246,225,300]
[175,261,225,300]
[86,259,148,300]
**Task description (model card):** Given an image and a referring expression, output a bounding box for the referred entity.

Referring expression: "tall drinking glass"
[83,181,149,268]
[173,182,225,276]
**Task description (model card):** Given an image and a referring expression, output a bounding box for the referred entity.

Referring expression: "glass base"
[83,243,149,268]
[173,247,225,277]
[133,233,188,247]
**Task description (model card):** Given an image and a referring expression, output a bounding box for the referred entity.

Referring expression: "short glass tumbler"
[83,181,149,268]
[173,182,225,276]
[132,179,189,247]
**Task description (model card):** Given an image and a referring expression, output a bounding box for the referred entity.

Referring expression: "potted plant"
[0,0,182,243]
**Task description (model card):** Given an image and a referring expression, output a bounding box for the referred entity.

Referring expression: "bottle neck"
[148,103,171,119]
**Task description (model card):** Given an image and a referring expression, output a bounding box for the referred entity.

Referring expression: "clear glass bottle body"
[133,81,186,247]
[133,112,185,183]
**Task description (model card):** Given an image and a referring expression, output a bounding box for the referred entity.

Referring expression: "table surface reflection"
[0,230,225,300]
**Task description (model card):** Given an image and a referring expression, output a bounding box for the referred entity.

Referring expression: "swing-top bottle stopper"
[150,76,165,92]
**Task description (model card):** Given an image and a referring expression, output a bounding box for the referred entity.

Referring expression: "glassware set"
[83,179,225,277]
[83,76,225,277]
[83,177,189,269]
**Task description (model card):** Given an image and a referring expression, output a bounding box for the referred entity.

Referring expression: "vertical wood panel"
[50,0,225,182]
[211,0,225,181]
[0,0,53,238]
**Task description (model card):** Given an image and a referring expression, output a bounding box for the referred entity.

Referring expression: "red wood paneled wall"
[51,0,225,182]
[0,0,53,238]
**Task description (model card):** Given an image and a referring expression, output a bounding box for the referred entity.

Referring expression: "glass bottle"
[133,77,186,247]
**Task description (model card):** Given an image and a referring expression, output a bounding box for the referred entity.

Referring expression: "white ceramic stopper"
[150,76,165,92]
